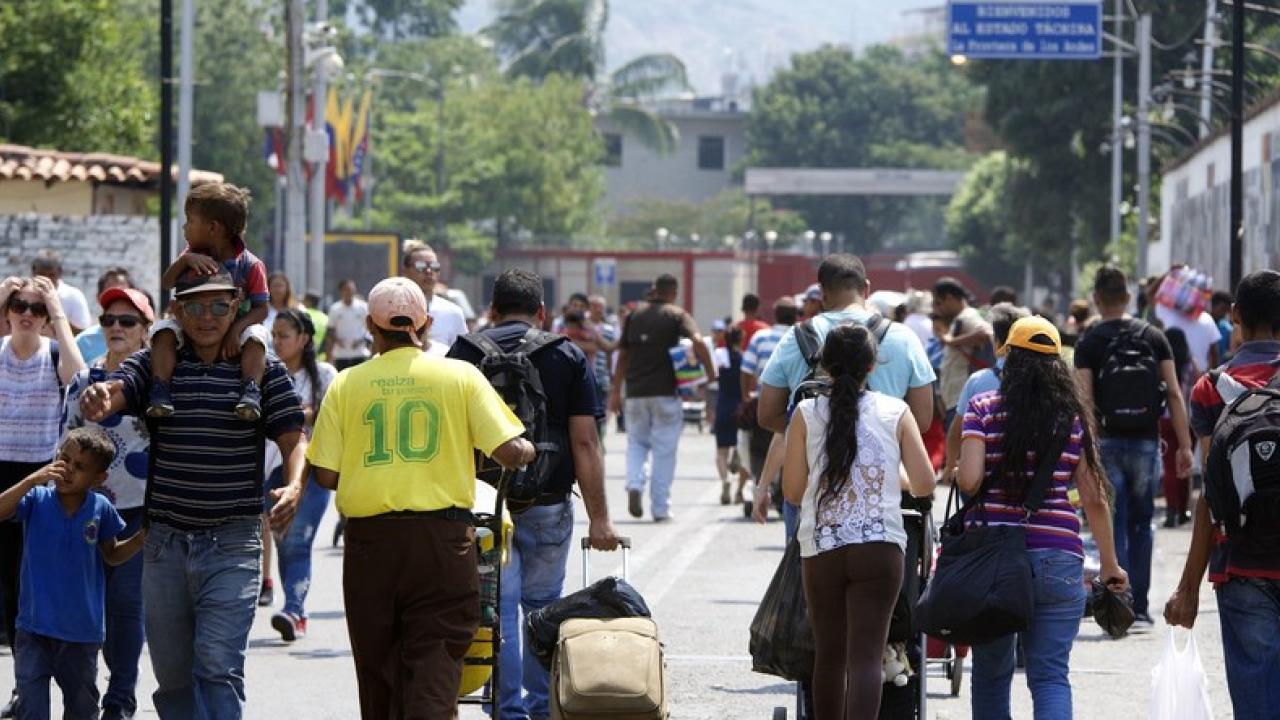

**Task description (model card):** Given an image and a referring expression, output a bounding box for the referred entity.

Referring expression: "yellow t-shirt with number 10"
[307,346,525,518]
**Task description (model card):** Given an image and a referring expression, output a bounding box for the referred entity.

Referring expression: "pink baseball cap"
[368,277,429,344]
[98,287,155,322]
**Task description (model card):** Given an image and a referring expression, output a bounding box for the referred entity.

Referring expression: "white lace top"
[795,391,909,558]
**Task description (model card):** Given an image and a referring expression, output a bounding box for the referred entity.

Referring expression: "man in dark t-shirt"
[448,269,619,720]
[1074,266,1193,622]
[608,274,714,522]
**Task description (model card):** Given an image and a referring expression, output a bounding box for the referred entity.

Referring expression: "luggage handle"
[580,536,631,586]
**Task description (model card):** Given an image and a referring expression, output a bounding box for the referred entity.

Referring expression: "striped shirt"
[595,322,617,390]
[0,337,62,463]
[961,390,1085,558]
[112,347,304,530]
[742,325,787,378]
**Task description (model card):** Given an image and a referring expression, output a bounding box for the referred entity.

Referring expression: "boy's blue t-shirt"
[759,309,937,400]
[16,486,124,644]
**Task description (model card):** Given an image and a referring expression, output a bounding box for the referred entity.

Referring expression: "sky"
[458,0,943,95]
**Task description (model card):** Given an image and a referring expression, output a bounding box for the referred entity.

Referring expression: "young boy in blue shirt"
[0,427,145,720]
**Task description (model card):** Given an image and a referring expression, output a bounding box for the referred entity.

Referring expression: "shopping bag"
[1150,630,1214,720]
[749,538,815,682]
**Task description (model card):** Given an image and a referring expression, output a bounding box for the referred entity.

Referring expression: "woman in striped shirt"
[957,316,1127,720]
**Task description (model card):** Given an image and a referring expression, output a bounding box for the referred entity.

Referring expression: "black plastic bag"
[1089,577,1135,638]
[525,576,651,671]
[749,538,815,682]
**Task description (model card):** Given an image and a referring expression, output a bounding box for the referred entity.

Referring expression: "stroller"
[768,496,934,720]
[457,478,511,718]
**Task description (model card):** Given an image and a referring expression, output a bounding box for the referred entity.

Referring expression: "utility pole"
[285,0,307,289]
[1230,0,1245,290]
[309,0,329,299]
[434,81,446,244]
[1200,0,1218,138]
[1136,14,1152,283]
[1109,0,1124,250]
[160,0,174,293]
[175,0,195,233]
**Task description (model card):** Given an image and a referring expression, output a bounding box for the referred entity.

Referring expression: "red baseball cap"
[98,287,155,322]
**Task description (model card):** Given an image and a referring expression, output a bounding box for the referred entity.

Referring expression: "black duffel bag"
[915,433,1068,647]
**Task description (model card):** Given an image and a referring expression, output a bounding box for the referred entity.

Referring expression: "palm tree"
[486,0,690,153]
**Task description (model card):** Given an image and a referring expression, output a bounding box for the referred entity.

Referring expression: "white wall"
[0,214,161,314]
[598,112,747,213]
[1155,101,1280,288]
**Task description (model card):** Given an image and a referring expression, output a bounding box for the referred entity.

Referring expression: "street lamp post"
[1230,0,1245,290]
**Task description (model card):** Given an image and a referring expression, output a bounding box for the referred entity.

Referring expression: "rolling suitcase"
[550,538,667,720]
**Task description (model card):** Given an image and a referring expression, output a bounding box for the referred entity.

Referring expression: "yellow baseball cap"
[999,316,1062,356]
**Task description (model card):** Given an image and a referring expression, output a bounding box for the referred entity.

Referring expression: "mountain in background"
[458,0,941,96]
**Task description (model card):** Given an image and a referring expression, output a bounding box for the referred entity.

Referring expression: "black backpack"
[1205,366,1280,556]
[456,327,568,513]
[790,313,892,405]
[1094,320,1166,433]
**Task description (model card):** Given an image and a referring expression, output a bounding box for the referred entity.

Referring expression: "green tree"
[0,0,154,156]
[747,44,980,253]
[487,0,690,153]
[368,74,604,270]
[333,0,461,40]
[945,151,1030,288]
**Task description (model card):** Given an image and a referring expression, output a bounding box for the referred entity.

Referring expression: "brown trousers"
[343,516,480,720]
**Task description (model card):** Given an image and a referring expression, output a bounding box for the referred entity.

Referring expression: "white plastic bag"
[1150,630,1215,720]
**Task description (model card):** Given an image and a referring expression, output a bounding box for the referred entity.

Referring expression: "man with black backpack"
[449,269,620,720]
[1165,270,1280,717]
[757,254,936,537]
[1075,266,1194,625]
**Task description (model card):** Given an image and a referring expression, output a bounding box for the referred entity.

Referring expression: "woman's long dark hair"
[991,347,1107,501]
[725,327,744,363]
[278,309,321,412]
[816,324,879,510]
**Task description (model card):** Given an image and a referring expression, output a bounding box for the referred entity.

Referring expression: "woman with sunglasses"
[0,275,86,715]
[261,308,336,641]
[59,286,154,720]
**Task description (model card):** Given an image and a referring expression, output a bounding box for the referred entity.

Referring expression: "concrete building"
[1154,92,1280,289]
[596,96,748,214]
[0,144,221,216]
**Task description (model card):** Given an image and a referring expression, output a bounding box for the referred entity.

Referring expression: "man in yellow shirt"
[308,277,533,719]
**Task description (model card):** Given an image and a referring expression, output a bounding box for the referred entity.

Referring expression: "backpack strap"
[794,320,822,371]
[865,313,892,344]
[1213,369,1251,406]
[457,332,506,360]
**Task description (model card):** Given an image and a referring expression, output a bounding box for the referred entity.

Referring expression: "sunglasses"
[100,314,144,329]
[181,300,234,318]
[412,260,442,273]
[6,298,47,317]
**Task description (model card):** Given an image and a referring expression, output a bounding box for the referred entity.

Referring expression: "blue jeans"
[143,519,261,720]
[971,550,1086,720]
[1216,577,1280,717]
[265,468,332,618]
[13,631,99,720]
[624,396,684,518]
[498,501,574,720]
[1099,438,1161,615]
[102,507,146,714]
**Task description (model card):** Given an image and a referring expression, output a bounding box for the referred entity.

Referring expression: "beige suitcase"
[550,617,666,720]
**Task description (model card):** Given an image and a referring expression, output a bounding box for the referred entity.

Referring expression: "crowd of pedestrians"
[2,177,1279,720]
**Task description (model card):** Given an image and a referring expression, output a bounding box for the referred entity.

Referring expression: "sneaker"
[653,514,674,524]
[0,690,17,719]
[101,706,135,720]
[720,481,732,505]
[146,380,175,418]
[235,379,262,422]
[628,490,643,519]
[271,612,307,642]
[1133,612,1155,627]
[258,578,274,608]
